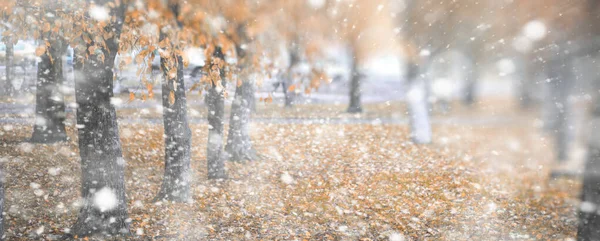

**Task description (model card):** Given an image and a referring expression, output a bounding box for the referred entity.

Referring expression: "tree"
[327,0,391,114]
[205,46,228,179]
[224,34,259,162]
[347,47,363,113]
[30,34,68,143]
[2,1,69,143]
[576,0,600,238]
[577,91,600,240]
[69,0,130,236]
[1,3,13,96]
[396,0,438,144]
[2,1,131,236]
[1,18,14,96]
[221,0,264,162]
[152,1,192,202]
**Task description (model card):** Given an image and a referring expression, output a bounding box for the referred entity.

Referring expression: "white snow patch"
[34,189,45,196]
[48,167,61,176]
[35,226,44,235]
[487,202,497,213]
[110,97,124,106]
[308,0,325,9]
[209,133,222,145]
[281,172,294,185]
[30,182,41,189]
[431,78,454,99]
[19,143,34,153]
[389,233,406,241]
[93,187,119,212]
[121,128,133,138]
[580,201,597,213]
[89,5,110,21]
[134,200,143,208]
[497,58,516,76]
[35,115,47,126]
[523,20,547,41]
[419,49,431,57]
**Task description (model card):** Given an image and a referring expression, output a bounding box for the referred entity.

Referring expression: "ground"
[0,98,580,240]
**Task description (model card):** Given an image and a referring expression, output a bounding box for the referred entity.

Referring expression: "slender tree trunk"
[546,59,573,162]
[225,80,257,162]
[516,55,534,109]
[155,52,192,202]
[206,47,227,179]
[30,46,67,143]
[284,49,299,107]
[206,82,227,179]
[347,53,362,113]
[4,39,13,96]
[406,62,432,144]
[462,58,477,106]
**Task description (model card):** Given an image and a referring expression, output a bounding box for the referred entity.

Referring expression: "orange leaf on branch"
[287,84,296,92]
[35,45,46,57]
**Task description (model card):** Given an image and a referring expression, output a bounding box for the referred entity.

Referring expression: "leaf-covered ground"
[0,100,580,240]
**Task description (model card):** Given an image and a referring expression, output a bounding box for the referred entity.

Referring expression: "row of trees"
[0,0,430,238]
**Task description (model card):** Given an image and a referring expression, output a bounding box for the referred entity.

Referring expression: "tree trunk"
[30,46,67,143]
[545,59,573,162]
[347,55,362,113]
[462,58,477,106]
[4,39,13,96]
[516,56,534,109]
[406,62,432,144]
[155,53,192,202]
[206,83,227,179]
[284,49,299,107]
[70,51,130,237]
[577,85,600,240]
[225,80,257,162]
[206,47,227,180]
[69,0,129,237]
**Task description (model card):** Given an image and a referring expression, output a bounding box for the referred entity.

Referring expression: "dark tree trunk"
[347,54,362,113]
[516,56,534,109]
[545,59,573,162]
[71,50,129,237]
[206,47,227,180]
[30,46,67,143]
[70,0,129,236]
[462,59,477,106]
[155,53,192,202]
[406,62,432,144]
[4,39,13,96]
[577,87,600,240]
[284,49,299,107]
[225,81,257,162]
